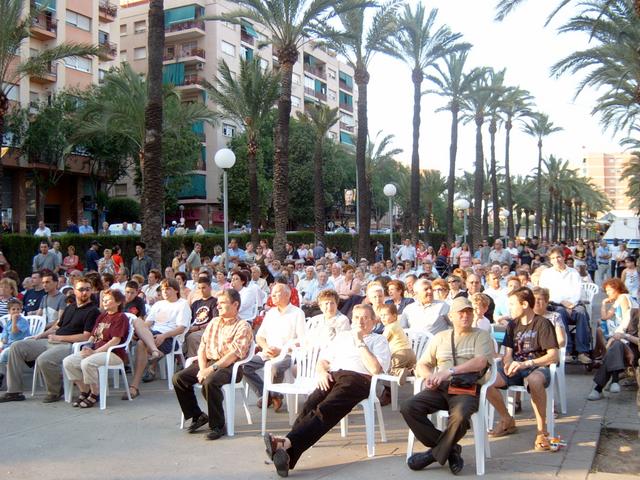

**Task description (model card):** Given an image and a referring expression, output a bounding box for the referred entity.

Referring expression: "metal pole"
[389,196,393,262]
[463,211,467,245]
[223,169,229,270]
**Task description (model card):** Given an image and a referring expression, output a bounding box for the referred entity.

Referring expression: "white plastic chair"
[406,359,499,476]
[179,341,255,436]
[581,282,599,323]
[555,346,567,414]
[339,373,390,457]
[63,316,135,409]
[0,314,46,396]
[261,344,322,435]
[157,325,189,390]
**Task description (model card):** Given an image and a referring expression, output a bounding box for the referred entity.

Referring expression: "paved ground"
[1,292,638,479]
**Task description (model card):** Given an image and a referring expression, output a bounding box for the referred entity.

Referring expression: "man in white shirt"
[489,239,512,265]
[296,266,316,300]
[194,221,205,235]
[448,240,461,268]
[400,279,450,334]
[539,246,592,364]
[263,303,390,477]
[483,271,507,310]
[33,220,51,239]
[127,278,191,397]
[396,238,417,266]
[243,283,305,412]
[141,269,162,305]
[302,271,334,314]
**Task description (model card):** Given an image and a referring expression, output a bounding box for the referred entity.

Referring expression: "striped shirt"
[198,315,253,361]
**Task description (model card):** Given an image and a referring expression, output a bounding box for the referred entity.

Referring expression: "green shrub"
[106,197,141,223]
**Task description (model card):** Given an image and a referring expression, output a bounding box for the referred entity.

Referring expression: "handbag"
[449,331,487,389]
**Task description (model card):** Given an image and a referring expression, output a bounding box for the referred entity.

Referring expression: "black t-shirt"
[23,288,47,314]
[191,297,217,327]
[56,302,100,336]
[503,314,558,362]
[125,297,147,318]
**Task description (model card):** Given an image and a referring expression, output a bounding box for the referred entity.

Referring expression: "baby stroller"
[435,255,450,278]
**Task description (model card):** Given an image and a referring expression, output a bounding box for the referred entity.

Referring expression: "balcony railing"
[99,1,118,18]
[339,79,353,92]
[339,122,354,133]
[177,73,202,86]
[32,62,57,83]
[339,102,353,112]
[31,14,57,34]
[164,47,205,61]
[304,87,327,101]
[165,19,205,33]
[303,62,326,80]
[240,31,255,45]
[98,40,117,59]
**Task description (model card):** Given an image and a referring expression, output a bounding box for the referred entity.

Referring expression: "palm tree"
[522,112,562,240]
[426,50,478,242]
[389,3,466,242]
[420,169,447,233]
[485,69,507,239]
[320,1,399,259]
[460,67,494,248]
[207,0,355,260]
[500,86,533,237]
[0,0,98,212]
[495,0,640,22]
[297,104,339,245]
[206,57,280,245]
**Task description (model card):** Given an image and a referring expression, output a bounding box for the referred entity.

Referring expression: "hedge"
[0,231,446,280]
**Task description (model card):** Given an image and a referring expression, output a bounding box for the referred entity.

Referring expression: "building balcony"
[175,73,205,91]
[240,31,255,45]
[339,79,353,92]
[98,40,118,61]
[31,63,57,84]
[339,122,354,133]
[339,102,353,113]
[98,1,117,22]
[304,87,326,101]
[303,62,326,80]
[30,15,57,40]
[163,47,205,65]
[165,19,205,41]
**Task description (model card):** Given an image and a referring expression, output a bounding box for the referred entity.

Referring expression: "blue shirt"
[79,225,94,234]
[1,316,30,345]
[596,246,611,264]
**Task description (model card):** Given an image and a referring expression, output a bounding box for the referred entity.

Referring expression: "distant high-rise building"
[2,0,120,233]
[117,0,358,227]
[581,152,634,212]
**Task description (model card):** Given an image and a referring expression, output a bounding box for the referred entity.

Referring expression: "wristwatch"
[211,363,219,371]
[448,367,456,376]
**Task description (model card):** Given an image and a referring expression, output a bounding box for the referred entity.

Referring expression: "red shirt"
[91,312,130,361]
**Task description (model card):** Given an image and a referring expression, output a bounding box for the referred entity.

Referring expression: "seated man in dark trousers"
[173,289,253,440]
[401,297,494,475]
[263,304,390,477]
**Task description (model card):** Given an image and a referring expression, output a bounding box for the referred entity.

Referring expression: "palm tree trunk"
[489,119,500,239]
[446,104,459,243]
[504,120,514,237]
[525,210,530,238]
[141,0,165,267]
[355,66,372,260]
[313,137,325,246]
[546,195,552,241]
[0,93,8,214]
[409,68,422,243]
[425,201,432,233]
[247,134,260,245]
[482,193,489,239]
[536,141,543,239]
[471,119,484,249]
[272,49,298,260]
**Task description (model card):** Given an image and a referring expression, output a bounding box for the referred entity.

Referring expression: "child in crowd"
[470,293,492,332]
[378,303,416,406]
[0,299,31,388]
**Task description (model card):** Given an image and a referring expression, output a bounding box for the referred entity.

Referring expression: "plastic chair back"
[24,315,46,337]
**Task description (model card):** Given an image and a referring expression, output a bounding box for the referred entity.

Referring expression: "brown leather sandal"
[489,416,517,437]
[534,431,551,451]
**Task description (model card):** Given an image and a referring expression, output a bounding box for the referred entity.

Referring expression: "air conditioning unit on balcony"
[196,62,204,71]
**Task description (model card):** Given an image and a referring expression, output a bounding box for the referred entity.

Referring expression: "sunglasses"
[76,287,91,292]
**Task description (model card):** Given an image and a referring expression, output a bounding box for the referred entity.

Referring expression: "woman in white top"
[306,289,350,348]
[231,270,261,323]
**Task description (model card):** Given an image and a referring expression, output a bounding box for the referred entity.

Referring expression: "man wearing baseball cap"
[401,296,494,475]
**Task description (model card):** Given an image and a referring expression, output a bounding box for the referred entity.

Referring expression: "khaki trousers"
[185,330,204,358]
[63,352,123,386]
[7,338,72,395]
[390,348,417,385]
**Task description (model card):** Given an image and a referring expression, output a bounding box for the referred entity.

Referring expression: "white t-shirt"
[256,304,306,358]
[238,285,262,321]
[400,300,450,334]
[539,266,582,305]
[320,331,391,375]
[147,298,191,334]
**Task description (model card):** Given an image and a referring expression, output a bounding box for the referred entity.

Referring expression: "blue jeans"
[551,303,591,354]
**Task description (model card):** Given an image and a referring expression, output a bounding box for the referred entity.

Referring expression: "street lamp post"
[453,198,470,244]
[179,204,185,226]
[214,148,236,269]
[528,214,536,237]
[499,209,510,245]
[383,183,397,263]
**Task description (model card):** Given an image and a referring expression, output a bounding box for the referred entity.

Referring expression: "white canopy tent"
[602,213,640,249]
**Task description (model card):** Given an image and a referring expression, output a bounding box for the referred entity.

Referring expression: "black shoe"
[42,392,63,404]
[0,392,26,403]
[407,449,436,471]
[273,448,290,477]
[188,413,209,433]
[206,426,227,441]
[0,373,4,389]
[448,444,464,475]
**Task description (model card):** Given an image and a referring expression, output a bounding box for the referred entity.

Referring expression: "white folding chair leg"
[406,430,416,460]
[374,399,387,442]
[363,402,376,457]
[471,412,486,476]
[390,381,399,411]
[340,416,348,437]
[166,353,175,390]
[222,384,235,437]
[180,413,186,429]
[556,368,567,414]
[31,364,40,396]
[241,386,253,424]
[63,371,73,403]
[113,369,120,389]
[286,394,296,426]
[98,366,108,410]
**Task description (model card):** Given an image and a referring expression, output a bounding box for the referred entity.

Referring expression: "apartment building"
[1,0,120,233]
[580,152,634,212]
[117,0,357,227]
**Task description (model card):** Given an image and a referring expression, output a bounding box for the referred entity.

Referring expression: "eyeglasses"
[448,280,459,284]
[432,288,446,292]
[76,287,91,292]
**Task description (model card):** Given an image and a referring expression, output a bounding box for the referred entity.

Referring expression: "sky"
[366,0,623,179]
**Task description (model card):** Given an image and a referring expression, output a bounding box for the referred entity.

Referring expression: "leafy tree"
[0,0,98,211]
[206,56,280,244]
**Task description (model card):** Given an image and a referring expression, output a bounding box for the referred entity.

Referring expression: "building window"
[134,20,146,34]
[120,23,127,36]
[134,47,147,60]
[328,68,336,80]
[341,112,354,126]
[221,40,235,57]
[114,184,128,197]
[120,50,128,62]
[66,11,91,31]
[98,69,106,84]
[64,56,92,73]
[259,58,269,71]
[224,21,236,31]
[328,89,337,101]
[222,123,235,137]
[292,73,301,85]
[304,75,314,90]
[291,95,301,107]
[241,45,253,60]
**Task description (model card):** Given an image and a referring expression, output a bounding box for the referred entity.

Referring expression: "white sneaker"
[609,382,621,393]
[587,389,602,401]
